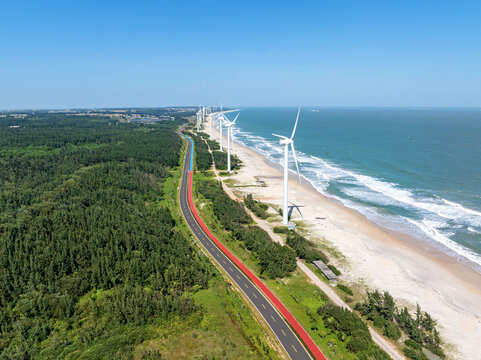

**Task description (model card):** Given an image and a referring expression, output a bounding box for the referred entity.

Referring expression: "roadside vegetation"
[188,131,241,172]
[190,136,391,359]
[244,193,270,219]
[197,180,297,278]
[188,132,212,171]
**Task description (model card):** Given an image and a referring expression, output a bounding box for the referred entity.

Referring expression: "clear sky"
[1,0,480,109]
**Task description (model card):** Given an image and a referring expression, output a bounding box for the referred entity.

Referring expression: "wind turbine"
[209,112,212,138]
[272,106,302,225]
[196,109,201,132]
[223,112,240,173]
[219,104,224,151]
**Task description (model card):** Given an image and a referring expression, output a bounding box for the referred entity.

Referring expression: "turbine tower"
[272,106,301,225]
[219,105,224,151]
[223,112,240,173]
[196,109,201,132]
[209,110,212,138]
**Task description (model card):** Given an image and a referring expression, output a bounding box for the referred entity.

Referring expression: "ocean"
[223,107,481,272]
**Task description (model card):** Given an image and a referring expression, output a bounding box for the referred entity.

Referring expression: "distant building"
[313,260,338,284]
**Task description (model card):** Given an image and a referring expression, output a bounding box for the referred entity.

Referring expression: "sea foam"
[228,124,481,271]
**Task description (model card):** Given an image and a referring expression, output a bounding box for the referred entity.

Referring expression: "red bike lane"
[187,171,327,360]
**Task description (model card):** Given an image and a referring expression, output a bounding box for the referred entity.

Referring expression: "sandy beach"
[205,115,481,360]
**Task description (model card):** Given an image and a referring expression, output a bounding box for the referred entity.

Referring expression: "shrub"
[337,284,353,296]
[244,193,269,219]
[402,348,429,360]
[328,264,341,276]
[404,339,422,350]
[373,315,386,329]
[273,226,289,234]
[383,321,401,341]
[286,231,328,263]
[346,330,371,353]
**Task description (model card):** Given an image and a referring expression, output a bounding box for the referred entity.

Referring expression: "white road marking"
[281,329,287,337]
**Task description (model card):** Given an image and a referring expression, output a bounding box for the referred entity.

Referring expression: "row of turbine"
[197,105,301,226]
[196,105,213,132]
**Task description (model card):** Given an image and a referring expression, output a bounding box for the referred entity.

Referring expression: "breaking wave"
[228,125,481,270]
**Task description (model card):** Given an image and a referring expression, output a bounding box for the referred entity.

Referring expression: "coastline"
[206,115,481,360]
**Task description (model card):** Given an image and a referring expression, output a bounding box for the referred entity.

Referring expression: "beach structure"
[223,112,240,173]
[272,106,302,225]
[313,260,338,284]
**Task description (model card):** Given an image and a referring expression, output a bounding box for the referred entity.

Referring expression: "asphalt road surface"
[178,133,313,360]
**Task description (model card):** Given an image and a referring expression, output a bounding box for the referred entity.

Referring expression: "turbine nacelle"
[272,134,293,145]
[223,113,239,128]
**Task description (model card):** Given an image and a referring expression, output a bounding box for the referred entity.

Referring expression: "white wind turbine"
[223,112,240,173]
[209,112,212,138]
[272,106,302,225]
[219,105,224,151]
[196,109,201,132]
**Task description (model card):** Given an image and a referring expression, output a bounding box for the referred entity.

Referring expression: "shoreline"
[205,114,481,360]
[259,148,481,290]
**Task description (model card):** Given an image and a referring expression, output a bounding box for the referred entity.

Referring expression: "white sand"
[205,116,481,360]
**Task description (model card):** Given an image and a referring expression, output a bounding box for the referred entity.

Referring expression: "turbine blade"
[290,105,301,139]
[233,113,239,124]
[272,133,287,139]
[290,142,301,182]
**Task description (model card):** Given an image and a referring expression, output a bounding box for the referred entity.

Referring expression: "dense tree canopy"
[197,180,296,278]
[0,115,215,358]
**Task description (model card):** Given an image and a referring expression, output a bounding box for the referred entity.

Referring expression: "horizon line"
[2,105,481,112]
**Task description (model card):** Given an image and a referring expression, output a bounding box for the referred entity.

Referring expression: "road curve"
[178,130,326,360]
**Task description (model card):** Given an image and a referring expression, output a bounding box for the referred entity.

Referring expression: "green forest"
[0,115,273,359]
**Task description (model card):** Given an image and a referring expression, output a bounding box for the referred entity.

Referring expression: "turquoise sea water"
[222,107,481,271]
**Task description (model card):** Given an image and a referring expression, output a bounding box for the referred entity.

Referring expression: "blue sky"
[1,0,480,109]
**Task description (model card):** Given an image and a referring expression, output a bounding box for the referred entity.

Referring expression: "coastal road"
[178,131,324,360]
